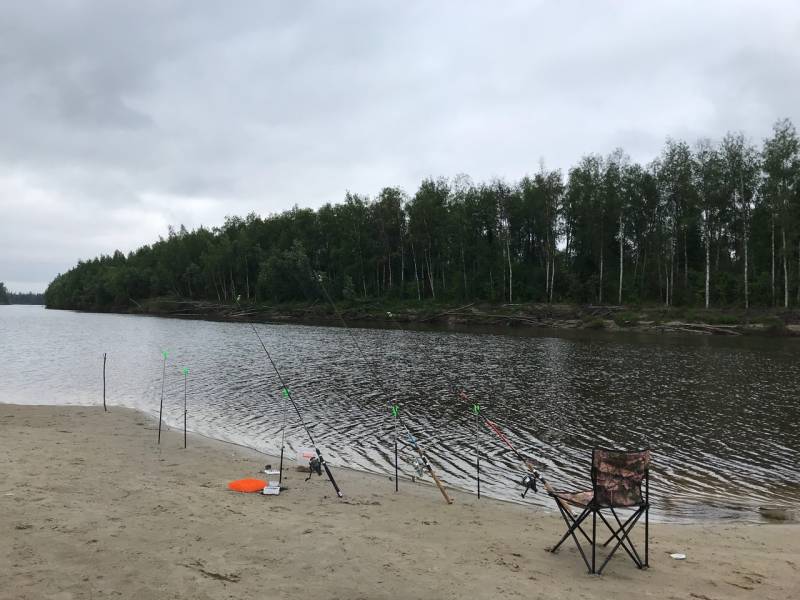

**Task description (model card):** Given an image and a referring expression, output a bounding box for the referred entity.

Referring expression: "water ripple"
[1,305,798,522]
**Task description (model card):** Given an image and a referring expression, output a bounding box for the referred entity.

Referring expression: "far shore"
[2,403,798,599]
[41,297,800,338]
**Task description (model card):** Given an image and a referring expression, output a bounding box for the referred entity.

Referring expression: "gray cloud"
[1,0,799,292]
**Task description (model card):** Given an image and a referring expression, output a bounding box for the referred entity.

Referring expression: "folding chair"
[548,448,651,574]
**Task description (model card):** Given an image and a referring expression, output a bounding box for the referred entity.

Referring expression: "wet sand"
[1,404,797,600]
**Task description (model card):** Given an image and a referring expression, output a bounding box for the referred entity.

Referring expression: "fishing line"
[382,316,491,492]
[236,296,343,498]
[382,311,556,502]
[313,274,453,504]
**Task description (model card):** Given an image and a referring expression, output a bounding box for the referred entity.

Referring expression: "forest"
[45,119,800,312]
[0,284,45,305]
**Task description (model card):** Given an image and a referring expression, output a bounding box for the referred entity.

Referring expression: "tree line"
[0,283,45,305]
[45,119,800,311]
[9,291,45,304]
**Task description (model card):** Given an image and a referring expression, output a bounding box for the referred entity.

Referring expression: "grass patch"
[758,316,787,335]
[701,312,739,325]
[584,317,606,329]
[613,311,640,327]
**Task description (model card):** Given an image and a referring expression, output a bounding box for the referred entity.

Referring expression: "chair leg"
[644,502,649,568]
[597,510,642,568]
[551,503,590,552]
[551,503,594,574]
[597,508,646,575]
[601,508,638,547]
[551,502,592,551]
[591,510,597,574]
[615,507,644,567]
[645,468,649,569]
[609,507,643,566]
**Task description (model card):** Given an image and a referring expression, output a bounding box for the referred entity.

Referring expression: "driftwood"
[139,297,782,338]
[662,322,742,336]
[420,303,476,323]
[428,311,546,327]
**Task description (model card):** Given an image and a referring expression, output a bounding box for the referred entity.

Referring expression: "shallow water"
[1,305,798,522]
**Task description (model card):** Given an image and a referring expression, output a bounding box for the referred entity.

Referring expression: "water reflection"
[1,305,798,522]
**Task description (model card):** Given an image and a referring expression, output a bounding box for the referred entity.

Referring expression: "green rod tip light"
[281,388,289,397]
[183,367,189,375]
[162,351,168,359]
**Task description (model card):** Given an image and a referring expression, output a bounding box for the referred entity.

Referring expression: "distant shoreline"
[42,297,800,338]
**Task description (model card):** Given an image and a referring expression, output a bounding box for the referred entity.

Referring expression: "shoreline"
[2,403,797,599]
[37,298,800,338]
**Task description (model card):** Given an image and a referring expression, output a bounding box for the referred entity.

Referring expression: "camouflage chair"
[548,448,651,574]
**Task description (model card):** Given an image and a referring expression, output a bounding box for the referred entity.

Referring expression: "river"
[1,304,797,522]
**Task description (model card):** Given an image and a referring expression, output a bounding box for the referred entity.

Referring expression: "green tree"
[720,132,761,308]
[43,118,800,312]
[658,139,697,305]
[762,119,800,308]
[694,139,726,308]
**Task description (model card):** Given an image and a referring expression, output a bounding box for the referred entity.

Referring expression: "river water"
[1,305,797,522]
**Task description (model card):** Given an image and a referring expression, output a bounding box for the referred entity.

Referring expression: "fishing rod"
[278,387,288,487]
[235,296,343,498]
[479,410,573,514]
[382,311,563,506]
[313,274,453,504]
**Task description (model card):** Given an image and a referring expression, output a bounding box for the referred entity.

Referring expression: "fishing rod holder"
[520,473,538,498]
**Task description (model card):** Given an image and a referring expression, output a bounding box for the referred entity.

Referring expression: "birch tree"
[721,133,760,308]
[762,119,799,308]
[602,149,628,305]
[658,140,696,304]
[694,140,725,308]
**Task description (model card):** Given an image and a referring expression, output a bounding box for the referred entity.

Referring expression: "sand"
[1,404,797,600]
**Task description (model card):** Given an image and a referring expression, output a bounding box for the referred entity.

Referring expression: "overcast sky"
[1,1,799,292]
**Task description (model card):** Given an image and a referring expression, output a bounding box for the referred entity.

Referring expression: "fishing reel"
[520,473,538,498]
[410,457,426,477]
[305,456,323,481]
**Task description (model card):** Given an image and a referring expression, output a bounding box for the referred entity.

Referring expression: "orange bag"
[227,478,267,493]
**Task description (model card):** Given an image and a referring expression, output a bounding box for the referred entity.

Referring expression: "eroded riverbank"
[74,297,800,338]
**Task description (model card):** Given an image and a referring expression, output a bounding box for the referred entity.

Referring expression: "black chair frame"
[549,449,650,575]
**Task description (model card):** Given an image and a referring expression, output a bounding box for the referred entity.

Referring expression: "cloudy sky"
[1,1,799,292]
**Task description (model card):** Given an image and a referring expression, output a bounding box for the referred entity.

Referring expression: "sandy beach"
[1,404,797,600]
